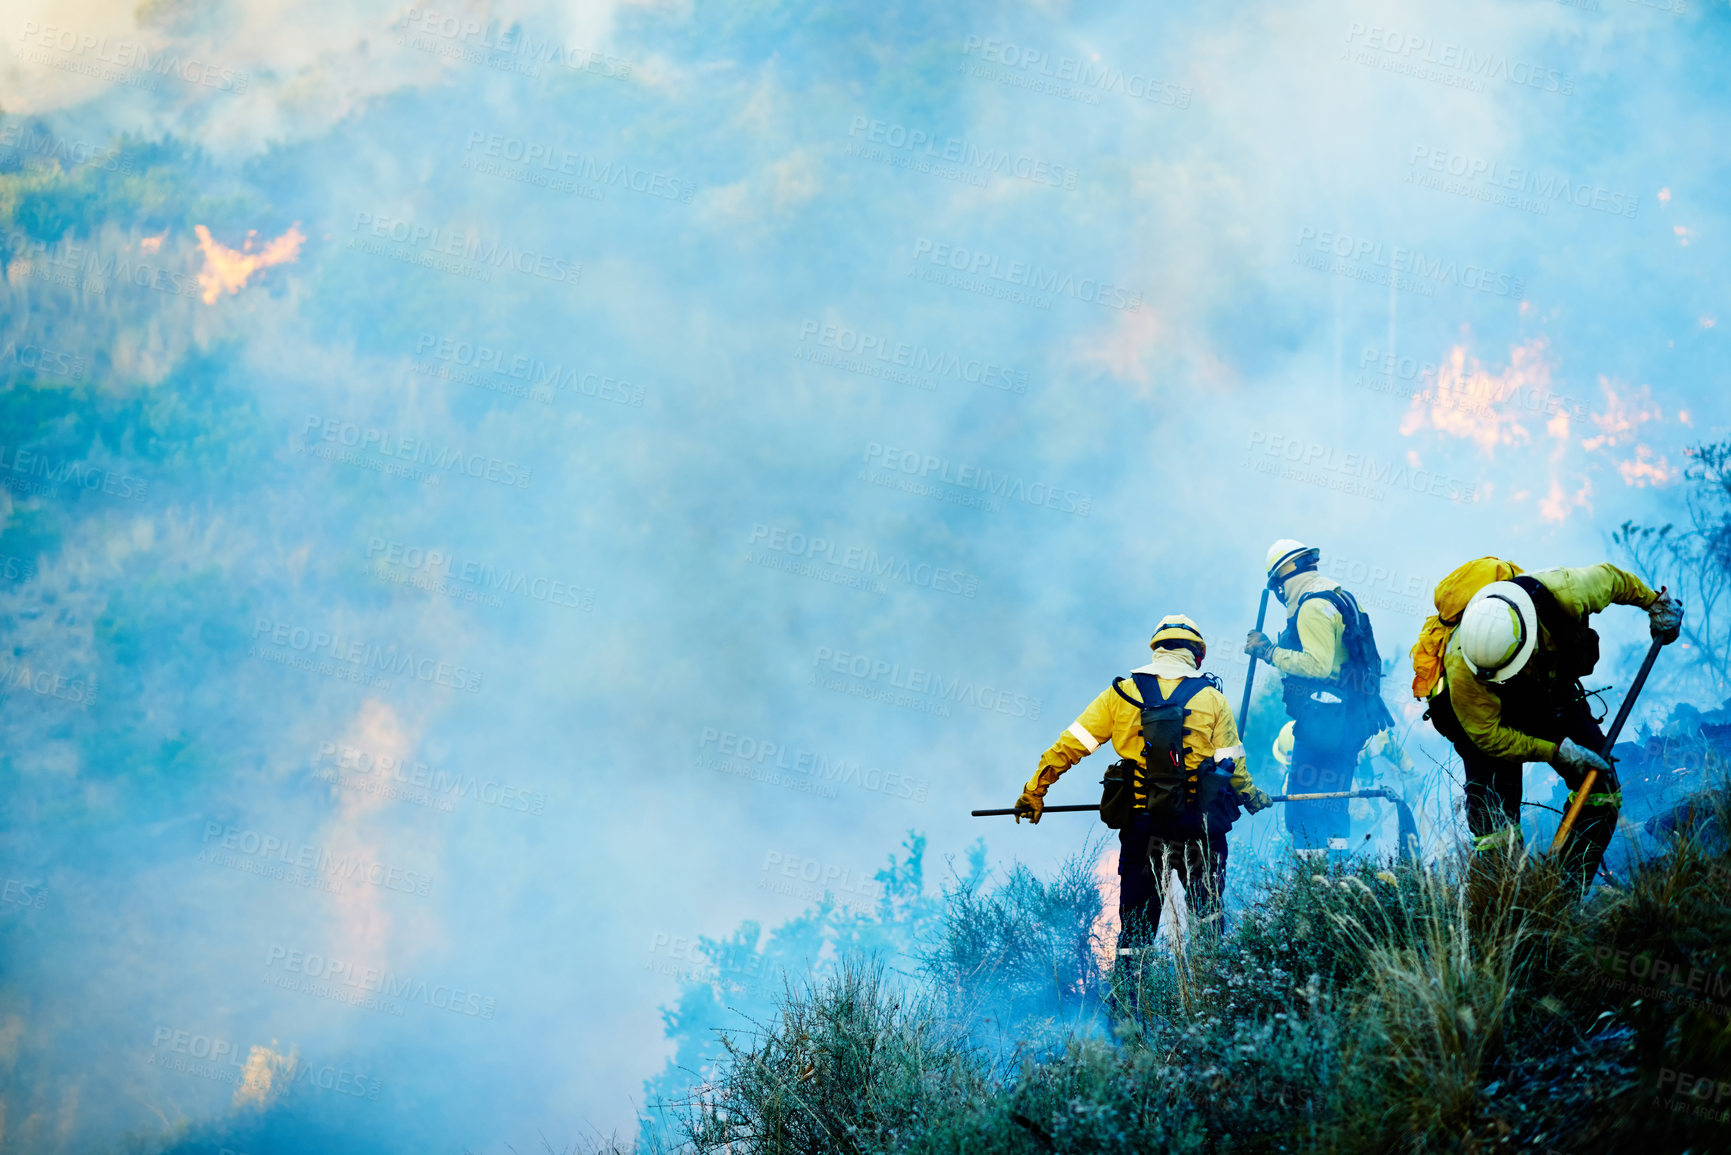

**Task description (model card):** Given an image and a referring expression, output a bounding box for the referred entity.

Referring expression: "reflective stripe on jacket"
[1027,650,1252,799]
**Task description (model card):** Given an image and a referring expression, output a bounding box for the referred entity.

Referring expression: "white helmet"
[1458,581,1538,683]
[1272,720,1296,768]
[1266,539,1320,592]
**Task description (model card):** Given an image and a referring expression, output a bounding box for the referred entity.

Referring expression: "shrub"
[652,776,1731,1154]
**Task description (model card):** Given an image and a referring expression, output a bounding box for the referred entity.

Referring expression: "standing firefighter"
[1415,560,1684,888]
[1245,540,1395,863]
[1013,616,1272,949]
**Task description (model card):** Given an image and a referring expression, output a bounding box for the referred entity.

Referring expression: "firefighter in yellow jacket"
[1245,540,1395,863]
[1428,563,1683,888]
[1013,616,1272,947]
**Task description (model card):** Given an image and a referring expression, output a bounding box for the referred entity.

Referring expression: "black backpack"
[1098,672,1240,838]
[1512,575,1601,678]
[1281,589,1396,743]
[1492,575,1603,728]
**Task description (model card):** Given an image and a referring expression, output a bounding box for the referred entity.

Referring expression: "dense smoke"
[0,0,1724,1150]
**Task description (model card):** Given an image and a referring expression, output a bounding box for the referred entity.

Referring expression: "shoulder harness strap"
[1511,573,1581,632]
[1111,676,1141,707]
[1128,671,1218,707]
[1296,587,1358,626]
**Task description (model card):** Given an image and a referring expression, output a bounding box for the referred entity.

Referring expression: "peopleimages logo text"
[910,238,1141,311]
[748,524,979,597]
[462,131,693,202]
[1343,23,1574,94]
[315,741,547,816]
[1407,146,1638,219]
[0,442,148,500]
[846,116,1079,189]
[366,537,594,611]
[812,646,1042,719]
[699,728,930,802]
[797,321,1027,394]
[1244,431,1482,504]
[18,20,251,92]
[395,9,632,78]
[349,211,582,287]
[200,822,433,896]
[0,123,133,173]
[1356,345,1585,419]
[150,1025,383,1100]
[414,332,645,406]
[264,945,497,1019]
[301,415,533,488]
[1,232,201,298]
[862,442,1090,515]
[1293,227,1526,299]
[0,657,98,707]
[3,339,89,379]
[251,618,484,692]
[960,37,1192,108]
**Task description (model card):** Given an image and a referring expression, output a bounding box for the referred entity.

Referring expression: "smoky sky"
[1,0,1727,1149]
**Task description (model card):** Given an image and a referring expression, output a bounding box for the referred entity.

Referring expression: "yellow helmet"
[1149,613,1206,661]
[1272,720,1296,767]
[1266,538,1321,592]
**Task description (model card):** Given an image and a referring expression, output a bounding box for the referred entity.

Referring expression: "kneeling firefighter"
[1245,540,1395,863]
[1013,616,1272,948]
[1416,560,1683,888]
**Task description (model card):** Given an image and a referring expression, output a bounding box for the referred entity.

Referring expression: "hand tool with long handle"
[1269,789,1388,802]
[1239,588,1272,736]
[1267,787,1421,863]
[979,587,1273,824]
[974,789,1422,863]
[1549,631,1666,853]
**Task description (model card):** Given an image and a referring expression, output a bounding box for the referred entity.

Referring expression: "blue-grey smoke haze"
[0,0,1726,1150]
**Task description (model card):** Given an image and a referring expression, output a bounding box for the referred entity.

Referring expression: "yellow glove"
[1241,787,1273,814]
[1014,789,1044,824]
[1244,630,1276,663]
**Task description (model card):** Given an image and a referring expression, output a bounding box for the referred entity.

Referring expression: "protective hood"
[1132,648,1203,681]
[1279,569,1339,605]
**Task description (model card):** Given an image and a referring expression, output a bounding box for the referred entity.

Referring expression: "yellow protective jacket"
[1026,651,1254,803]
[1441,564,1658,763]
[1269,571,1348,681]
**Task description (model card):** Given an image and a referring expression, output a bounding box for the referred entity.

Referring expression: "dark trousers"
[1118,814,1228,946]
[1428,687,1620,887]
[1285,723,1354,853]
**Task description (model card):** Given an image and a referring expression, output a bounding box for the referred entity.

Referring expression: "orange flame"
[194,223,305,304]
[139,230,167,254]
[1538,476,1592,523]
[1401,342,1679,520]
[1090,847,1120,973]
[233,1042,294,1110]
[321,699,419,967]
[1535,408,1585,523]
[1617,445,1677,487]
[1582,378,1662,452]
[1398,338,1555,455]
